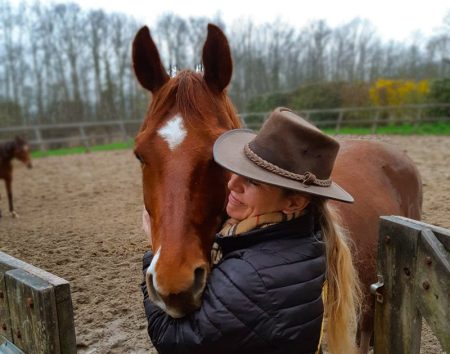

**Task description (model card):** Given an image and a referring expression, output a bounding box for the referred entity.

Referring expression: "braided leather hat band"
[244,144,332,187]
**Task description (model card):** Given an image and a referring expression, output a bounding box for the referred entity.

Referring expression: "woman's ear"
[282,194,310,215]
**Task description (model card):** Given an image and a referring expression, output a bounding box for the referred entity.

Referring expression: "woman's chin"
[226,205,245,221]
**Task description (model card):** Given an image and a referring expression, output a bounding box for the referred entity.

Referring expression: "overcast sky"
[19,0,450,42]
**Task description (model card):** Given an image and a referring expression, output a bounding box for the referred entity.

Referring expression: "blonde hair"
[314,198,362,354]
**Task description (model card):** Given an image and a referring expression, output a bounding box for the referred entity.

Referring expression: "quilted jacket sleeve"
[141,251,277,354]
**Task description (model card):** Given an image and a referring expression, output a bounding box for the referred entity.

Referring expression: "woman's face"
[226,173,305,220]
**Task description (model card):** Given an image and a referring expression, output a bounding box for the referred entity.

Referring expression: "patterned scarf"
[210,210,303,266]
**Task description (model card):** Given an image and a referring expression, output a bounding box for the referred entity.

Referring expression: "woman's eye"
[247,178,259,186]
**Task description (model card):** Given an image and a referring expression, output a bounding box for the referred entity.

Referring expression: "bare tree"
[86,9,107,120]
[304,20,331,82]
[155,14,189,69]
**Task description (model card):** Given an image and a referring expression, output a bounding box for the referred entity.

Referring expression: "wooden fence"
[0,251,76,353]
[242,103,450,130]
[372,216,449,354]
[0,103,449,151]
[0,120,142,151]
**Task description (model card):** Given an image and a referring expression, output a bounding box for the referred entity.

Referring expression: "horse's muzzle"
[145,264,207,318]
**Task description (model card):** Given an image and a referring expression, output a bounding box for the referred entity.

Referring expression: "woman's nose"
[227,174,243,191]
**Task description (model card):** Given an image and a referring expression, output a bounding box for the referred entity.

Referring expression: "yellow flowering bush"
[369,79,430,106]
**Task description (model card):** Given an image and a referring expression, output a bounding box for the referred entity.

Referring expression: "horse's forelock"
[146,70,239,133]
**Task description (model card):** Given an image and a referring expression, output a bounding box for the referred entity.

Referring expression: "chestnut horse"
[0,137,33,218]
[133,25,241,318]
[133,24,422,352]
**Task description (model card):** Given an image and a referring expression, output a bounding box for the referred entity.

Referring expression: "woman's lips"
[228,193,243,206]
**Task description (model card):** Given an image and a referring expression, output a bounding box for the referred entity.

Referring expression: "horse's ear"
[132,26,169,93]
[202,24,232,93]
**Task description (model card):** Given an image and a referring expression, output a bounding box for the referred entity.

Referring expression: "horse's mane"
[145,70,241,132]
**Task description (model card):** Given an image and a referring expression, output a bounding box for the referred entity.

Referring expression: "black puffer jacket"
[142,211,326,354]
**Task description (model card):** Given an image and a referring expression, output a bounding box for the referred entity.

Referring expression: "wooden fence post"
[414,107,422,128]
[0,252,76,354]
[335,110,344,132]
[371,110,381,134]
[118,121,128,141]
[78,126,89,150]
[34,127,46,152]
[373,217,450,354]
[5,269,60,353]
[374,217,422,354]
[415,228,450,350]
[0,270,13,341]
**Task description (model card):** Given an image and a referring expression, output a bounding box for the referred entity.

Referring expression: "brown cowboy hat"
[213,107,353,203]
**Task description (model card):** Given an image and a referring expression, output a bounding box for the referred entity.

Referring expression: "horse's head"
[133,24,241,317]
[13,137,32,169]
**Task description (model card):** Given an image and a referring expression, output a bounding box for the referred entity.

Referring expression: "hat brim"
[213,129,354,203]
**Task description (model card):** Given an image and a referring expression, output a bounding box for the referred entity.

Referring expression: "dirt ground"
[1,135,448,353]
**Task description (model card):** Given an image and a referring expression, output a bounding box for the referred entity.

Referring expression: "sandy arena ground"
[1,135,448,353]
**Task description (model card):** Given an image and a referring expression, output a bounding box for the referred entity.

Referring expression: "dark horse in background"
[132,24,422,353]
[0,137,32,218]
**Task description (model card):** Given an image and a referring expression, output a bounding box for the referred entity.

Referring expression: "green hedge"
[428,78,450,117]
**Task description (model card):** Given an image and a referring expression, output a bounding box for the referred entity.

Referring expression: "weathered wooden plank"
[393,216,450,251]
[415,228,450,352]
[373,216,422,354]
[0,252,67,288]
[5,268,60,353]
[0,268,13,341]
[55,292,76,354]
[0,252,77,353]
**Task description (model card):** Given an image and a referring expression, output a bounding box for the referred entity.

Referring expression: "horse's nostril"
[192,266,207,296]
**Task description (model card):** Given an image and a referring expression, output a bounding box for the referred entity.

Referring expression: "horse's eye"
[134,151,145,164]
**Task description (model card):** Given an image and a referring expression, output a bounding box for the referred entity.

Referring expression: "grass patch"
[31,140,134,158]
[30,122,450,158]
[324,122,450,135]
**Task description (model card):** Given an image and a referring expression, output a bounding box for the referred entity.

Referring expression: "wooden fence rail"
[372,216,449,354]
[242,103,450,131]
[0,103,449,151]
[0,120,142,151]
[0,251,76,353]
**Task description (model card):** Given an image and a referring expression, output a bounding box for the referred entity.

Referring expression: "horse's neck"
[0,142,15,162]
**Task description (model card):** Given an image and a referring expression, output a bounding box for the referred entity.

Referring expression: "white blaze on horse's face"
[145,248,183,318]
[146,249,167,312]
[148,249,160,290]
[157,114,187,150]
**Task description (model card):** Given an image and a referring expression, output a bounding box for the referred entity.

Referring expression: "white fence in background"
[0,104,449,151]
[0,120,142,151]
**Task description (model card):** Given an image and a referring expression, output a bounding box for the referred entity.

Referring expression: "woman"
[141,107,361,354]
